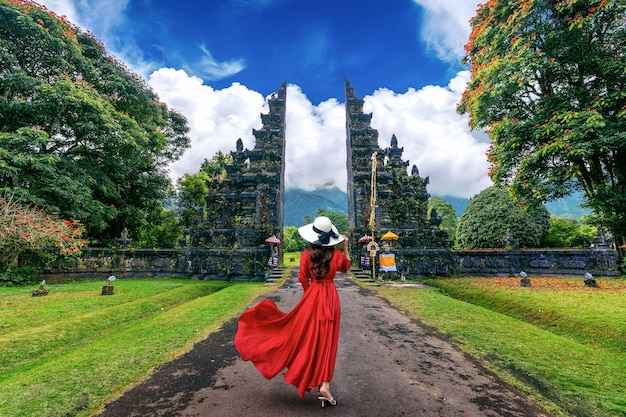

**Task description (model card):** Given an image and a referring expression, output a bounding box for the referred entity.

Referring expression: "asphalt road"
[98,270,553,417]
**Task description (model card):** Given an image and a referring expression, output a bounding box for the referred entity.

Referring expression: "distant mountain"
[283,189,589,226]
[544,192,590,218]
[432,195,468,218]
[284,187,348,227]
[435,191,589,218]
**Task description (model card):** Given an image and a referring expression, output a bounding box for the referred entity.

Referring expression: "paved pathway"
[98,270,552,417]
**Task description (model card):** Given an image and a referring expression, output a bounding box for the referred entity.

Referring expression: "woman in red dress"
[234,216,350,407]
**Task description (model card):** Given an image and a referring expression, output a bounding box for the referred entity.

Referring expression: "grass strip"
[0,280,228,380]
[423,277,626,353]
[0,279,204,331]
[0,281,272,417]
[375,286,626,417]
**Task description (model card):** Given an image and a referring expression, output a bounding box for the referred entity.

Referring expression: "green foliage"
[200,151,233,180]
[176,172,210,229]
[542,215,598,248]
[282,251,301,266]
[0,267,38,286]
[315,208,349,234]
[135,209,182,248]
[428,197,458,241]
[283,225,307,252]
[456,186,550,249]
[458,0,626,248]
[175,152,233,231]
[0,0,190,244]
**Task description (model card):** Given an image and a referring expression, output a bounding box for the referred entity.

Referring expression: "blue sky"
[38,0,491,198]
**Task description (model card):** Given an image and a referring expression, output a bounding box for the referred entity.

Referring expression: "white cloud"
[37,0,80,26]
[148,68,267,181]
[192,46,245,80]
[148,69,490,199]
[39,0,128,34]
[364,71,492,198]
[411,0,481,63]
[284,86,346,190]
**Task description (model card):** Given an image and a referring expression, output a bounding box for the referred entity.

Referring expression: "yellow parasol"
[380,230,399,241]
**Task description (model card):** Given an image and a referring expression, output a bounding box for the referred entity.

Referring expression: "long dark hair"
[308,244,335,279]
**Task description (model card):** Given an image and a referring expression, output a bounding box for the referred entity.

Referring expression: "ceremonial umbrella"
[380,231,399,241]
[358,235,373,243]
[264,235,281,245]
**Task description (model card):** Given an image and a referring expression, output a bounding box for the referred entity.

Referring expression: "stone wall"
[20,246,619,281]
[393,247,620,278]
[20,246,272,282]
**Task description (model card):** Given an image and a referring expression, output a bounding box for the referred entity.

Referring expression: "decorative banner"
[379,253,397,271]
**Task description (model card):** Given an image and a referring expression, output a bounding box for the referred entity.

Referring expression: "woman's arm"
[340,235,350,260]
[338,235,351,272]
[297,250,311,290]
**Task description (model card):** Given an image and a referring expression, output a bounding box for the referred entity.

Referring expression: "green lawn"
[374,277,626,417]
[0,277,283,417]
[3,273,625,417]
[283,251,301,266]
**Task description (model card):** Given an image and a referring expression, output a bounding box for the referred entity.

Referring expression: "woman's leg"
[319,381,336,405]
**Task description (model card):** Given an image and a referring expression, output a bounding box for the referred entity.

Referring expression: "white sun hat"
[298,216,344,247]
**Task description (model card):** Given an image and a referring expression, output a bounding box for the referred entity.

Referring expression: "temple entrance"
[188,80,447,279]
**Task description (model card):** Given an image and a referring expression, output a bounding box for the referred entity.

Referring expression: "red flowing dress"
[234,248,350,397]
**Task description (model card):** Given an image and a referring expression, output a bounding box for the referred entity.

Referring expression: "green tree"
[175,152,233,230]
[456,186,550,249]
[283,225,308,253]
[0,0,190,245]
[458,0,626,249]
[176,172,210,230]
[135,209,182,249]
[542,215,597,248]
[200,151,233,180]
[428,197,458,241]
[315,209,349,235]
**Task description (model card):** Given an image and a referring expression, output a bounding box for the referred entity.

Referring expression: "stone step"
[349,268,379,286]
[264,268,284,285]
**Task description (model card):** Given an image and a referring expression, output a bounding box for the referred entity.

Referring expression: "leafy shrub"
[542,216,597,248]
[0,267,39,287]
[456,186,550,249]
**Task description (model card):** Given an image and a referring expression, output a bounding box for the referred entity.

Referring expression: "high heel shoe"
[318,393,337,407]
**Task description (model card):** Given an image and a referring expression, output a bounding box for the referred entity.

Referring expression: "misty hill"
[284,187,348,227]
[544,192,590,217]
[284,188,589,226]
[436,192,589,218]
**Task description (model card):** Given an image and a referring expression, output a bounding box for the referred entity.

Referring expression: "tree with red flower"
[0,192,86,273]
